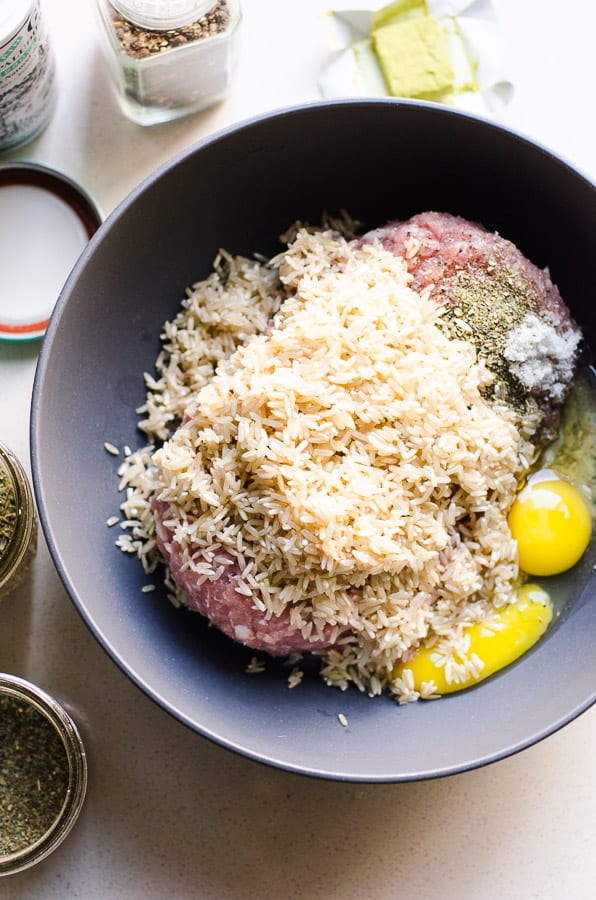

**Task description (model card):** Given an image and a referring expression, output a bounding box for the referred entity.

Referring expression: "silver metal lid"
[110,0,216,30]
[0,163,102,342]
[0,0,31,43]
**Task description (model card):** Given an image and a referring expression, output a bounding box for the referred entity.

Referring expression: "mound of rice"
[117,227,529,703]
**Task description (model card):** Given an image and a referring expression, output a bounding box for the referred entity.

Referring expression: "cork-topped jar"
[96,0,241,125]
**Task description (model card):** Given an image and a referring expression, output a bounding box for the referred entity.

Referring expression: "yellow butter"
[372,16,455,99]
[372,0,427,30]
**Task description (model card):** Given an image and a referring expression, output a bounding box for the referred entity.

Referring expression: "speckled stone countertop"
[1,1,595,896]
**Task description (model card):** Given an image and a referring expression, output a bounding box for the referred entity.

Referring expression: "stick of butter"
[372,16,455,99]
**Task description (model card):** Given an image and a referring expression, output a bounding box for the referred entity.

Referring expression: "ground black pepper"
[110,0,231,59]
[0,695,69,857]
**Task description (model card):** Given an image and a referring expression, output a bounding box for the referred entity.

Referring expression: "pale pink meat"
[365,211,571,324]
[152,499,337,657]
[363,211,580,442]
[152,212,580,657]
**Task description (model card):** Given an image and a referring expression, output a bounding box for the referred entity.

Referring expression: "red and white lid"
[0,163,101,342]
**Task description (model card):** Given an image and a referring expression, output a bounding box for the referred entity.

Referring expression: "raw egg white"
[394,373,596,700]
[393,584,553,695]
[508,475,592,576]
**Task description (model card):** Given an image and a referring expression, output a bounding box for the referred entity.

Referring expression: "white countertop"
[1,1,596,897]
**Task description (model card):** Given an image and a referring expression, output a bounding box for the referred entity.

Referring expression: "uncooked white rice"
[116,226,531,704]
[245,656,266,674]
[287,667,304,689]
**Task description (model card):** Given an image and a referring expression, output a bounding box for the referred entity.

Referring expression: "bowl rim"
[30,98,596,782]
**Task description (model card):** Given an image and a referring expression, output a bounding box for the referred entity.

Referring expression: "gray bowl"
[31,100,596,781]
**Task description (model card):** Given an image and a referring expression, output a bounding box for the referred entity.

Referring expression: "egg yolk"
[392,584,552,696]
[508,478,592,576]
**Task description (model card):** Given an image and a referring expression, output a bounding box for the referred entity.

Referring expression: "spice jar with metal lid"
[0,441,37,600]
[95,0,241,125]
[0,674,88,876]
[0,0,56,151]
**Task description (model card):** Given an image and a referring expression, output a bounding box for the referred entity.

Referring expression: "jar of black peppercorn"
[95,0,241,125]
[0,441,37,601]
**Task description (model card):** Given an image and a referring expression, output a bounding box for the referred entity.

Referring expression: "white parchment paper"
[319,0,513,113]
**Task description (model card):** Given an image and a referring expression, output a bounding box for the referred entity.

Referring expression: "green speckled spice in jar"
[0,676,88,876]
[0,442,37,600]
[0,693,69,857]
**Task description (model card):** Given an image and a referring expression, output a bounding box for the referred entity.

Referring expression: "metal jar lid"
[110,0,217,30]
[0,162,102,341]
[0,0,32,42]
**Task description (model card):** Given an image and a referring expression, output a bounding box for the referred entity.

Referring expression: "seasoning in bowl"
[0,676,87,877]
[0,442,37,601]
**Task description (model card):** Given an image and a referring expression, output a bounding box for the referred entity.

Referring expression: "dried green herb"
[432,259,555,447]
[0,695,69,857]
[437,260,540,405]
[0,465,17,560]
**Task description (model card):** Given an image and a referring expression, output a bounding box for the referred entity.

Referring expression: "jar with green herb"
[95,0,241,125]
[0,441,37,601]
[0,674,87,876]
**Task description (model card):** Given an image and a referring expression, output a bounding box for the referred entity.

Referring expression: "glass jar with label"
[0,0,56,151]
[95,0,241,126]
[0,441,37,601]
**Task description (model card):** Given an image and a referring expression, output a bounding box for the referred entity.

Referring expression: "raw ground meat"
[153,212,581,658]
[365,211,568,322]
[362,211,581,443]
[152,499,337,656]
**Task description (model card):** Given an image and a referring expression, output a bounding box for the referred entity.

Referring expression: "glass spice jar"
[0,674,88,876]
[95,0,241,125]
[0,441,37,601]
[0,0,56,152]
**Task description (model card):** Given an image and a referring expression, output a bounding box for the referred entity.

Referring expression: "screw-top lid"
[110,0,216,30]
[0,163,102,342]
[0,0,30,42]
